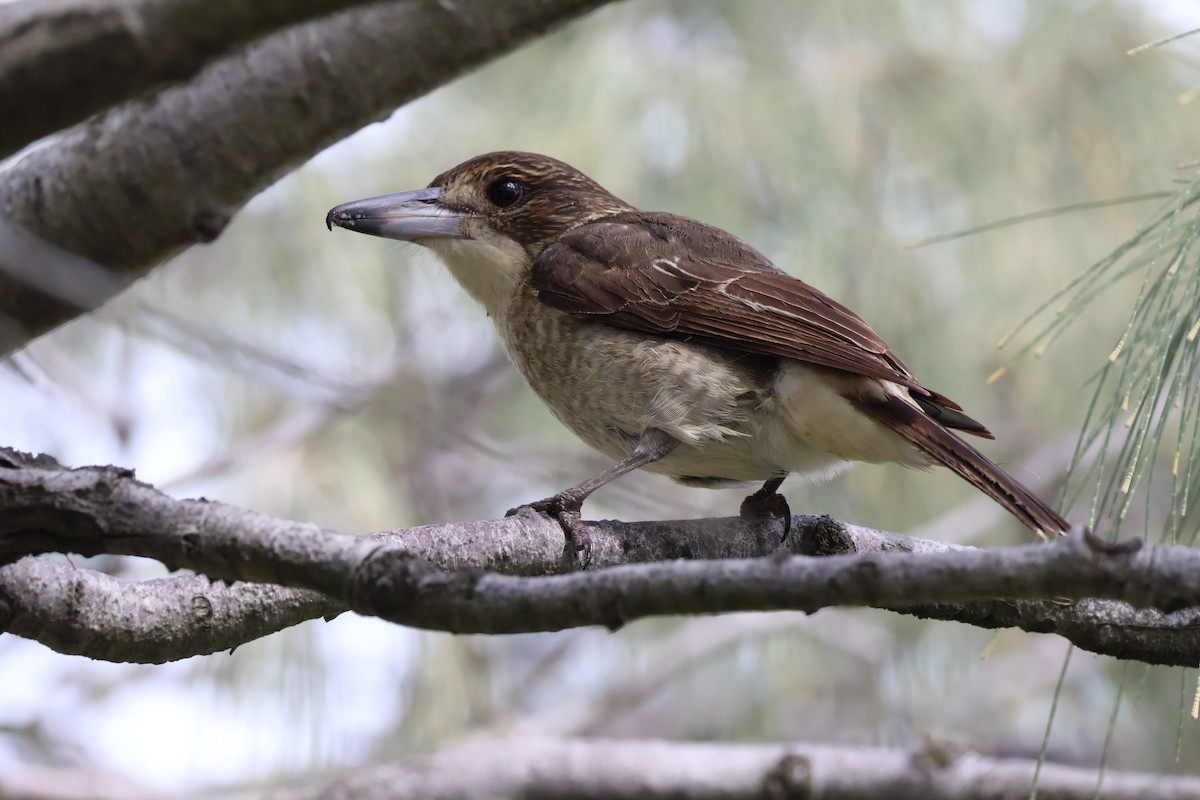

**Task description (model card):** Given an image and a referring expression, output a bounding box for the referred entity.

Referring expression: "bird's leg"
[740,475,791,541]
[508,429,678,568]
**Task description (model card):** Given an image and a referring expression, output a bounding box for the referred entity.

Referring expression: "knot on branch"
[1068,527,1200,612]
[913,737,967,770]
[793,515,853,556]
[763,752,812,799]
[350,545,485,625]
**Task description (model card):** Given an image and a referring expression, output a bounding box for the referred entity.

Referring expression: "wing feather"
[534,212,965,400]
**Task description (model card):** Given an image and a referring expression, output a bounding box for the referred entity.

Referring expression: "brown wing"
[533,212,919,385]
[532,211,987,434]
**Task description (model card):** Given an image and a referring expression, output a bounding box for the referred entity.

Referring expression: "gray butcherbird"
[327,151,1068,558]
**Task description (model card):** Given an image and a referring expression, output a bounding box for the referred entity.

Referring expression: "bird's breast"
[500,286,763,443]
[494,285,856,483]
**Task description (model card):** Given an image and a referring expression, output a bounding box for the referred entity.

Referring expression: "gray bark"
[293,736,1200,800]
[7,737,1198,800]
[0,0,612,351]
[2,448,1198,666]
[0,0,389,159]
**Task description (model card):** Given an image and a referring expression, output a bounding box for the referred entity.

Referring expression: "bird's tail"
[851,393,1069,538]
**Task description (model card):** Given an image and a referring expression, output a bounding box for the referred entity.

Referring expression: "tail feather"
[851,393,1069,537]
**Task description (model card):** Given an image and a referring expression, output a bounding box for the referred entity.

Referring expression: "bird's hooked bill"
[325,187,467,240]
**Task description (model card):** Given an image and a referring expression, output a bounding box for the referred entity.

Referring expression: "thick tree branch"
[0,0,612,351]
[2,448,1199,666]
[282,736,1200,800]
[0,0,387,159]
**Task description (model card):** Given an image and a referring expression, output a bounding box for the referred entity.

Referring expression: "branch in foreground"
[0,0,612,351]
[0,556,341,664]
[2,448,1199,666]
[0,0,383,159]
[285,736,1200,800]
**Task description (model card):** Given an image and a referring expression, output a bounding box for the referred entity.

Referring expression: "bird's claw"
[507,494,593,570]
[740,489,792,542]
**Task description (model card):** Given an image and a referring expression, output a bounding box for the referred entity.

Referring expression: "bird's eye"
[486,178,524,208]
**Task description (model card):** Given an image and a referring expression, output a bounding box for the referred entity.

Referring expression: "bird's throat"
[427,236,531,318]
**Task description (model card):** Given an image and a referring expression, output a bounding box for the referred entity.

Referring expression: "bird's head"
[326,152,632,312]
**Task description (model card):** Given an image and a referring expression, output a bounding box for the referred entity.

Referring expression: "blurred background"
[2,0,1199,792]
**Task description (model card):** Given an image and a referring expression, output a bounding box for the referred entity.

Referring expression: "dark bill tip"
[325,187,467,240]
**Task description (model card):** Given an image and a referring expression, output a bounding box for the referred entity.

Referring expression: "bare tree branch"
[0,556,341,664]
[0,0,390,159]
[278,736,1200,800]
[0,0,613,351]
[6,736,1198,800]
[2,447,1199,666]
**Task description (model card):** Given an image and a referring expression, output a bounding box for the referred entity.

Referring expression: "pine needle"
[1127,27,1200,56]
[904,193,1171,250]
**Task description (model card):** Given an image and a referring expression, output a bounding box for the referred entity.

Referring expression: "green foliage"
[1003,173,1200,542]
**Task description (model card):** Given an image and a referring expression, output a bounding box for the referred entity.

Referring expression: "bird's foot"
[507,493,593,570]
[740,487,792,542]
